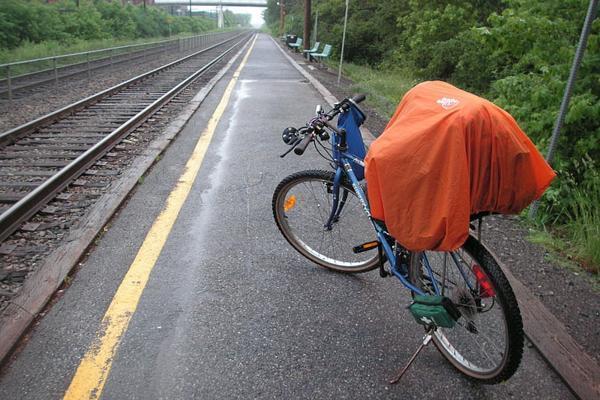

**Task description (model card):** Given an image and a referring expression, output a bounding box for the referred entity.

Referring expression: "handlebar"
[329,93,366,119]
[294,131,314,155]
[351,93,366,104]
[280,94,366,157]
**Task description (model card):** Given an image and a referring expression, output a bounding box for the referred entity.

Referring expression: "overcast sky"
[194,6,266,27]
[154,0,266,28]
[221,6,265,27]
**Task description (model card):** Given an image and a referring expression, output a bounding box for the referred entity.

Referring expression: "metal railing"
[0,30,240,102]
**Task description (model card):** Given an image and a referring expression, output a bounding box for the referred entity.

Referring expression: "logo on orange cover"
[436,97,460,110]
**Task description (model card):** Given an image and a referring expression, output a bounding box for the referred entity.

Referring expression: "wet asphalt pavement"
[0,34,574,399]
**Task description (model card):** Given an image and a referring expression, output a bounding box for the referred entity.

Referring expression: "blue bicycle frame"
[328,152,429,296]
[278,97,524,384]
[323,104,467,298]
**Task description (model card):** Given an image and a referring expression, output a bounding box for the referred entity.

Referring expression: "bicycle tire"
[408,236,523,383]
[272,170,379,273]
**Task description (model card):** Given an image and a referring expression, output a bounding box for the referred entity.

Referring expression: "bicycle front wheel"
[408,236,523,383]
[272,170,379,273]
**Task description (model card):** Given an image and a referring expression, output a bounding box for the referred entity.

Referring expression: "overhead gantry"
[154,0,268,28]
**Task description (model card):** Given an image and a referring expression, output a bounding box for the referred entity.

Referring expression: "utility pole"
[304,0,312,51]
[189,0,192,17]
[279,1,286,36]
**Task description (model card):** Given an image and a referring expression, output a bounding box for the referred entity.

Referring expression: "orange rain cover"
[365,81,556,251]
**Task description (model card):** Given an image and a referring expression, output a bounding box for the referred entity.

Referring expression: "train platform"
[0,33,580,399]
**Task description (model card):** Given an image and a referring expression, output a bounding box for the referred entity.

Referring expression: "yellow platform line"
[63,35,257,400]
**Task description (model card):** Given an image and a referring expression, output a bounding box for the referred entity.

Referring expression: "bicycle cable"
[313,138,334,163]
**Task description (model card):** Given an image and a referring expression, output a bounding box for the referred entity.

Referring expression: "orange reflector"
[284,195,297,212]
[472,264,495,298]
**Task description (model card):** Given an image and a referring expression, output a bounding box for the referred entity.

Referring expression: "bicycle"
[272,94,524,384]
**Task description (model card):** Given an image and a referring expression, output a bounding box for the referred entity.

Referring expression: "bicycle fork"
[324,168,347,230]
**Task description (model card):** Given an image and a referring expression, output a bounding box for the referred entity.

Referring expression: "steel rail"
[0,31,246,148]
[0,32,254,242]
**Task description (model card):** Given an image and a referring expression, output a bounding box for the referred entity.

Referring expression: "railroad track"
[0,30,253,243]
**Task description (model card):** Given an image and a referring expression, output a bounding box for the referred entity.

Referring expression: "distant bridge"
[155,0,267,27]
[154,0,267,7]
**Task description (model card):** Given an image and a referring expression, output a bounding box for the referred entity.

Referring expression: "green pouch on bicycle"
[409,295,461,329]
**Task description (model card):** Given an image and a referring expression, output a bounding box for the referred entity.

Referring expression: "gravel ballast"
[0,35,241,133]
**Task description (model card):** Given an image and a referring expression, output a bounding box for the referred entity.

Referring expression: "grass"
[324,60,419,118]
[528,229,599,290]
[526,172,599,279]
[564,184,600,274]
[528,229,571,264]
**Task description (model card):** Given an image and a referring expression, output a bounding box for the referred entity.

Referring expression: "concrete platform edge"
[0,38,252,366]
[483,242,600,400]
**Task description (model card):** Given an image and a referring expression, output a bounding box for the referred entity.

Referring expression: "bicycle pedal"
[352,241,379,254]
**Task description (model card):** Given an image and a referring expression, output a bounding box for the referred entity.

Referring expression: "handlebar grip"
[351,94,366,104]
[294,133,313,155]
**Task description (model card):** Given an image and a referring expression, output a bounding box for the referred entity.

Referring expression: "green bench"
[310,44,332,63]
[302,41,320,59]
[288,37,303,52]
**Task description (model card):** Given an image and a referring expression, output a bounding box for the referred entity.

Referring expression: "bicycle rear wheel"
[408,236,523,383]
[272,170,379,273]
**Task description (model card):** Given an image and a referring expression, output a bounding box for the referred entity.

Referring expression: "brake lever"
[279,136,303,158]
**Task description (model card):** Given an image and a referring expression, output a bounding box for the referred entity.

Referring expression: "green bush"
[96,2,137,39]
[0,0,220,50]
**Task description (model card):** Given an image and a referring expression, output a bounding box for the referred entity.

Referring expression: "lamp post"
[529,0,598,219]
[337,0,349,84]
[314,7,318,43]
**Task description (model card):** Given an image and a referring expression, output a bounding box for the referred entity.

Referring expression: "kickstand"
[389,329,434,384]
